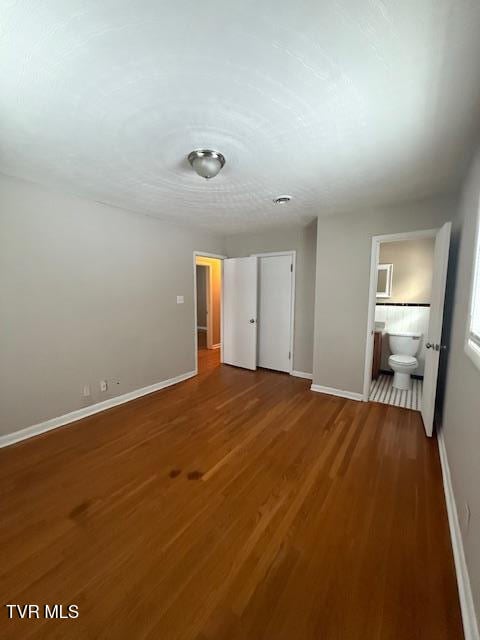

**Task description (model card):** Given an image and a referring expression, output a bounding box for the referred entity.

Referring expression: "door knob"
[249,318,255,324]
[426,342,433,349]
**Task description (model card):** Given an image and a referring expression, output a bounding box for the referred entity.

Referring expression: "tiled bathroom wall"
[374,305,430,376]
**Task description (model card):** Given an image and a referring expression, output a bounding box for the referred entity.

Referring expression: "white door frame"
[193,251,227,374]
[251,251,296,375]
[363,229,438,401]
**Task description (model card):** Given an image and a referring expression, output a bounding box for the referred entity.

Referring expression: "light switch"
[177,295,184,304]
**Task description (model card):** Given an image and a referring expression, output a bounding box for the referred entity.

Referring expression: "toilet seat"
[389,354,417,368]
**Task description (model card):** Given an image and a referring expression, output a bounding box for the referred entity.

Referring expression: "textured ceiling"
[1,0,480,233]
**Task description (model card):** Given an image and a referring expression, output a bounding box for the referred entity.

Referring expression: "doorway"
[368,236,435,411]
[196,264,208,349]
[193,252,225,373]
[363,224,451,436]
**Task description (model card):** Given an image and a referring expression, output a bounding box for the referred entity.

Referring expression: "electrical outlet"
[100,380,108,392]
[464,502,471,531]
[177,295,184,304]
[83,384,91,398]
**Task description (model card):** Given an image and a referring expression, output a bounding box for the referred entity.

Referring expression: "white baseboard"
[211,343,221,350]
[310,383,363,402]
[437,429,479,640]
[291,370,313,380]
[0,370,197,449]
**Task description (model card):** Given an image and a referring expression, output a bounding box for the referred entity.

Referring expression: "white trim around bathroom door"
[362,228,438,403]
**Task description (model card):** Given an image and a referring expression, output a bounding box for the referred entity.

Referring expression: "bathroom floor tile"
[369,373,422,411]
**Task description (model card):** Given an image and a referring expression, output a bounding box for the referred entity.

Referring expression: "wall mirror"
[376,263,393,298]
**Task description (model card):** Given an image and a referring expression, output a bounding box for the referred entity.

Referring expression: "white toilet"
[388,332,422,390]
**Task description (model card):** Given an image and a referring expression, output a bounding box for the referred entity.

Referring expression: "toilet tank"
[388,332,422,356]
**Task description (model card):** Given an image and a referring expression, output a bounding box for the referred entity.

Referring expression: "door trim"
[363,229,438,402]
[193,251,227,374]
[251,251,296,375]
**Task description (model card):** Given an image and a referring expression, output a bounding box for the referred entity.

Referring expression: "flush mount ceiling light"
[273,195,292,204]
[188,149,225,179]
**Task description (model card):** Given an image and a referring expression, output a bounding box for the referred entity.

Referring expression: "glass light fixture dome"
[188,149,225,179]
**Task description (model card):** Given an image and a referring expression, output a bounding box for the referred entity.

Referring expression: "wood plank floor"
[197,330,207,349]
[0,351,463,639]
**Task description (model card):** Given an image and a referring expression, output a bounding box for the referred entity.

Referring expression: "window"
[466,203,480,370]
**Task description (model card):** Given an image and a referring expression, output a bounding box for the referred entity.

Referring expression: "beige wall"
[225,220,317,375]
[378,237,435,304]
[0,174,224,436]
[312,196,457,394]
[440,149,480,622]
[196,256,221,346]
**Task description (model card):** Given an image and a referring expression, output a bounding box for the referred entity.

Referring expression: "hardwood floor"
[197,329,207,349]
[0,353,463,639]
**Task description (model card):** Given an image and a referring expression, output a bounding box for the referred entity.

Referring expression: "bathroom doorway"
[363,224,451,436]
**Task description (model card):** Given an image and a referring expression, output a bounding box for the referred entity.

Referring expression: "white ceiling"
[1,1,480,233]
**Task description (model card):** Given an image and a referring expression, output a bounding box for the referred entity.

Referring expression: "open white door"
[421,222,451,436]
[223,257,258,370]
